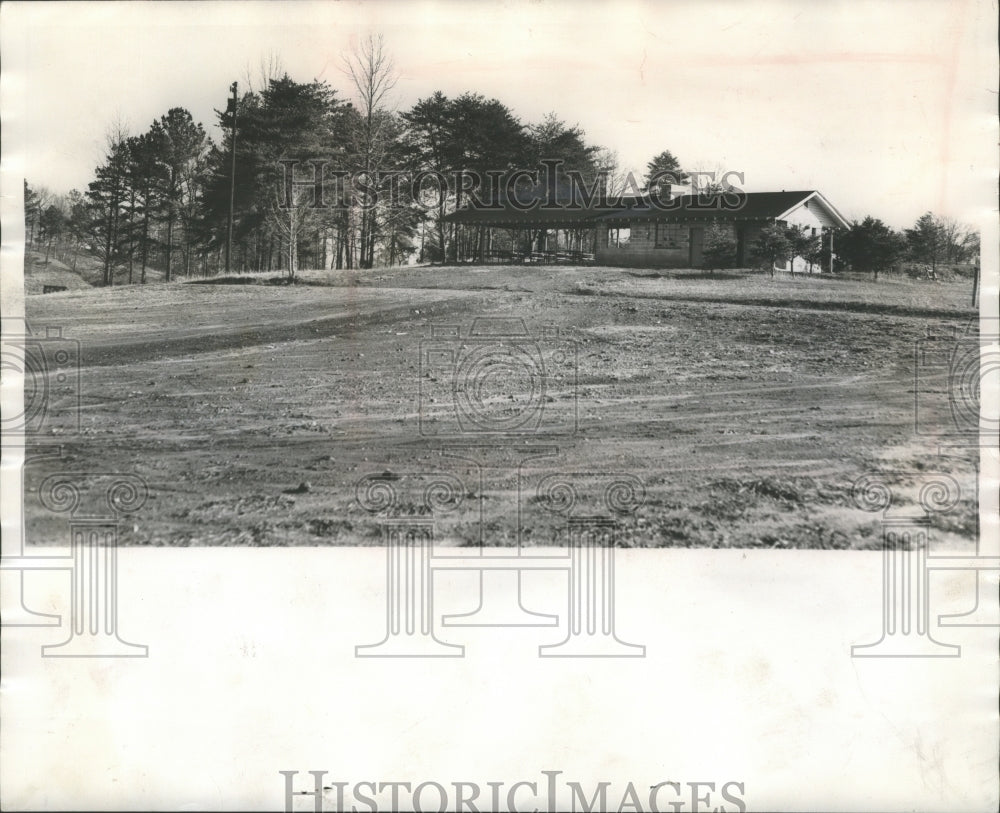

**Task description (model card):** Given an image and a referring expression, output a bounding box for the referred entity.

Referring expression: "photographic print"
[1,1,997,810]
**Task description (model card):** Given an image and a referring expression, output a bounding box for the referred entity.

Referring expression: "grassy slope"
[22,251,94,294]
[23,249,174,294]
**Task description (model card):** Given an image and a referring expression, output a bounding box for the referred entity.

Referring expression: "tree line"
[697,211,979,284]
[25,38,685,285]
[836,213,979,280]
[24,38,979,287]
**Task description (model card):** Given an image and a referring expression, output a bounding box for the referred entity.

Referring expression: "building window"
[608,227,630,248]
[655,223,687,249]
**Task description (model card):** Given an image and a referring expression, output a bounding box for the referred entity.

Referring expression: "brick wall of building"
[595,222,691,268]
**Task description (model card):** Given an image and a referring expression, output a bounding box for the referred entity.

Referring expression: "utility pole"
[226,81,238,274]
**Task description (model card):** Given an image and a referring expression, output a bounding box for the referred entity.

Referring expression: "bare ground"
[21,264,979,549]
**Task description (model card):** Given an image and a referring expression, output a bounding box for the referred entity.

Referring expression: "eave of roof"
[442,204,629,228]
[598,191,819,224]
[443,190,850,228]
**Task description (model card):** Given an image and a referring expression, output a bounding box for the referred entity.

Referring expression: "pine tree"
[401,92,461,263]
[750,223,791,277]
[905,212,946,279]
[86,124,132,285]
[38,204,66,264]
[643,150,689,195]
[150,108,209,281]
[24,181,42,249]
[702,224,738,271]
[837,217,904,280]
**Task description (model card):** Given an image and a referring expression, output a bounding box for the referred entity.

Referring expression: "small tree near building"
[701,223,738,272]
[750,222,791,278]
[784,225,822,273]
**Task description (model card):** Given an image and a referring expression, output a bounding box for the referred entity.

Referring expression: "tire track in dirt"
[571,288,974,320]
[75,291,485,368]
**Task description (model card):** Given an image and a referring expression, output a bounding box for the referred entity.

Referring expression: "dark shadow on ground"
[627,271,746,281]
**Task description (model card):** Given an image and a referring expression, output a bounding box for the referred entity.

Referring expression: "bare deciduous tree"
[243,51,285,95]
[342,34,398,269]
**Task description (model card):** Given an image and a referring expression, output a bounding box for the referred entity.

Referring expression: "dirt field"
[21,264,979,549]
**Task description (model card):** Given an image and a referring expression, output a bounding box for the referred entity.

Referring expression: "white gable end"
[777,192,850,230]
[782,203,829,230]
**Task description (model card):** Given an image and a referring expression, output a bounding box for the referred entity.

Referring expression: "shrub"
[702,224,738,271]
[749,223,791,277]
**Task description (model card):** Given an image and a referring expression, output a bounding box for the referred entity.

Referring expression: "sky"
[2,0,997,230]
